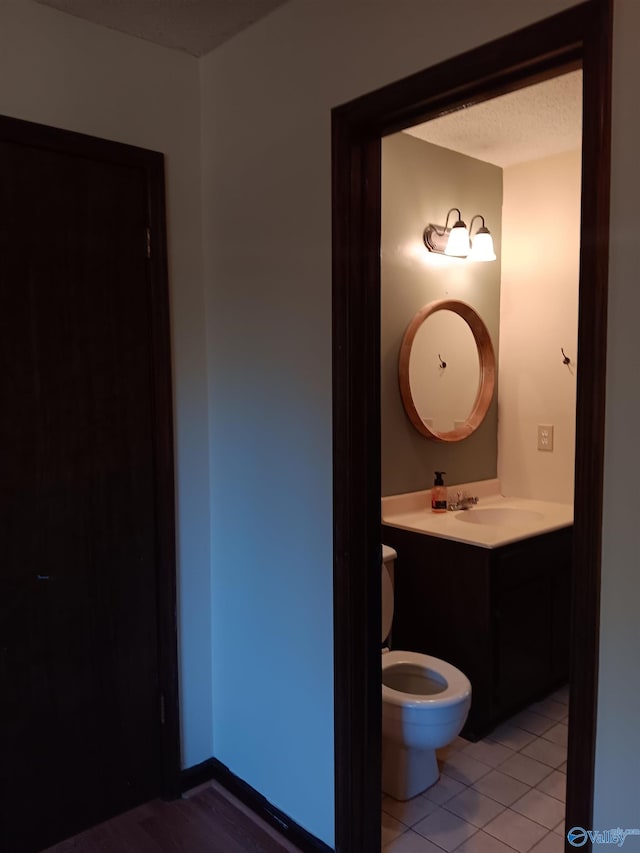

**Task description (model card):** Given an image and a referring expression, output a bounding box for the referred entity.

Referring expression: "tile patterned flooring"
[382,685,569,852]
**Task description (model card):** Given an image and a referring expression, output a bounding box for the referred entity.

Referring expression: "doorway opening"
[331,2,612,850]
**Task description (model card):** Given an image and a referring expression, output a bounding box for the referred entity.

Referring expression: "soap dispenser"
[431,471,448,513]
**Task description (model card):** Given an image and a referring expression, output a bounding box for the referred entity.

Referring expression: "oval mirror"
[398,299,496,442]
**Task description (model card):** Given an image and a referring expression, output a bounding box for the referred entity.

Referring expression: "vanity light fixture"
[423,208,469,258]
[423,208,496,262]
[468,215,496,262]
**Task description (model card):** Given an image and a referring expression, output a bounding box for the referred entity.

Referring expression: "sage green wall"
[381,132,502,496]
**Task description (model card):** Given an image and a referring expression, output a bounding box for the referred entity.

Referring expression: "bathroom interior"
[379,70,581,853]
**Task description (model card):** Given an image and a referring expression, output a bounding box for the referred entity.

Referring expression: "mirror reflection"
[409,310,480,433]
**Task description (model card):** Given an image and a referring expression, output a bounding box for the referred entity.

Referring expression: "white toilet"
[381,544,472,801]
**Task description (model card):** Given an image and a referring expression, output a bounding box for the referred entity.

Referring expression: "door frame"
[0,114,181,798]
[331,1,612,850]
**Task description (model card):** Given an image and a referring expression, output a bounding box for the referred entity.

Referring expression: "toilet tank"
[382,544,397,565]
[382,545,397,644]
[383,544,396,587]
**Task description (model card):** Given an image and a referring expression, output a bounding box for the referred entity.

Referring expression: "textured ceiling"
[34,0,289,56]
[405,71,582,168]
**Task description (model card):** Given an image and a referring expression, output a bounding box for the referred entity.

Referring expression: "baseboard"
[180,758,332,853]
[180,757,219,793]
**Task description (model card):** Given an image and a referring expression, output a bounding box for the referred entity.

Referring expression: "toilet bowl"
[381,544,471,800]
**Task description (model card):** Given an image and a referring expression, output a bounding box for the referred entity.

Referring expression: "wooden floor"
[41,781,302,853]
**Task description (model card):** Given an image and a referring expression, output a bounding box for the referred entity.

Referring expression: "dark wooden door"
[0,120,176,853]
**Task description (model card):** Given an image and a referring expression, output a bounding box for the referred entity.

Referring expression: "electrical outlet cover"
[537,424,554,451]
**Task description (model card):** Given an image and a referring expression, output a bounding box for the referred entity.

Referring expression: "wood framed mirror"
[398,298,496,442]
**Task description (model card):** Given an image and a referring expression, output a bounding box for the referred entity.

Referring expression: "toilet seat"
[382,650,471,711]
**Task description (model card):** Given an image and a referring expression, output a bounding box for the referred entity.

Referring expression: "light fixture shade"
[444,220,470,257]
[469,227,496,262]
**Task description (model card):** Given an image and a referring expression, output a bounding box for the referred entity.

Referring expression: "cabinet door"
[493,536,557,716]
[494,573,552,714]
[551,561,571,683]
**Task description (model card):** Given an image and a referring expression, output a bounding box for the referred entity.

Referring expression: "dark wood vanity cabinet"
[382,524,572,739]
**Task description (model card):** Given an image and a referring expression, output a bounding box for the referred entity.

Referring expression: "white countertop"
[382,481,573,549]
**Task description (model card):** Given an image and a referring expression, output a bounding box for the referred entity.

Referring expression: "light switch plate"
[537,424,554,451]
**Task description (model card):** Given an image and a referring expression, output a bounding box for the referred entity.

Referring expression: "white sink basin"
[455,507,544,526]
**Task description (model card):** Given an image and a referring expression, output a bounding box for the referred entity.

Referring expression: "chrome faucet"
[447,492,479,511]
